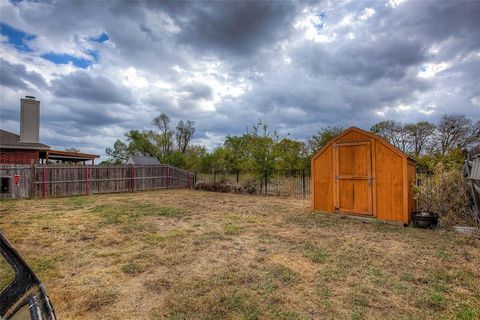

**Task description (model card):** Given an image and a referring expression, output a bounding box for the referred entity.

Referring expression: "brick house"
[0,96,99,165]
[0,97,50,165]
[0,129,50,165]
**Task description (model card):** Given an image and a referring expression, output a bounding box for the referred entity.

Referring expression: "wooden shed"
[311,127,416,224]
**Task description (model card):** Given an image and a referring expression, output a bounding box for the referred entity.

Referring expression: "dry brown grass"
[1,190,479,320]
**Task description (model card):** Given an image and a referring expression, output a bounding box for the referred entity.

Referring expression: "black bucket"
[411,212,438,229]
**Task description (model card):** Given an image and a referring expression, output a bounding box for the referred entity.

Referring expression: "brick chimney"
[20,96,40,143]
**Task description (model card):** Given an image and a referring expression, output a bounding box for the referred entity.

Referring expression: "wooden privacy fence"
[0,164,193,199]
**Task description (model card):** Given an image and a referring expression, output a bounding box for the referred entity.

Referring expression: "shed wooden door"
[334,141,373,215]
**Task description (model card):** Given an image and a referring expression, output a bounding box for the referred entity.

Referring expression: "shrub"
[194,181,244,193]
[413,166,475,227]
[242,179,257,194]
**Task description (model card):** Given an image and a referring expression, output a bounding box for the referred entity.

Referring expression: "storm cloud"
[0,0,479,158]
[51,71,134,105]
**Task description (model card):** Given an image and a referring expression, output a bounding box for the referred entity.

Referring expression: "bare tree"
[370,120,410,153]
[405,121,436,157]
[175,120,196,153]
[153,113,174,155]
[436,114,480,154]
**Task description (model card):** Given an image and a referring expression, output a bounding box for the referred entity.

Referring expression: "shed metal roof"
[126,155,161,166]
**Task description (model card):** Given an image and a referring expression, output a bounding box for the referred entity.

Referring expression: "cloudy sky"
[0,0,479,159]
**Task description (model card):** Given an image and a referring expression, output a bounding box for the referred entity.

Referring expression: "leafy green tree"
[125,130,159,157]
[274,138,307,171]
[307,126,343,155]
[201,147,230,173]
[106,139,129,162]
[163,150,187,168]
[417,148,467,174]
[244,120,279,176]
[183,145,207,171]
[224,135,248,172]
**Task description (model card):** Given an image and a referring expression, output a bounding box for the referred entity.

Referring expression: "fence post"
[42,166,47,198]
[130,166,135,192]
[29,163,35,199]
[302,170,306,198]
[85,166,89,195]
[194,171,197,186]
[167,165,170,189]
[213,170,216,183]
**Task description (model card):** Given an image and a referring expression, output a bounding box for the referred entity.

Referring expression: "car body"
[0,231,56,320]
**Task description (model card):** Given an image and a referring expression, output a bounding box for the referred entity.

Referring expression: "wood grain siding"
[311,127,416,224]
[334,141,372,215]
[375,142,404,222]
[313,144,333,211]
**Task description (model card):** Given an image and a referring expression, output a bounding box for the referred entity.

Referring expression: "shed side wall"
[313,144,334,211]
[375,142,404,222]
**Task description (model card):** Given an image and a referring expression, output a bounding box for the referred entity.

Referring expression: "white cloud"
[1,0,479,160]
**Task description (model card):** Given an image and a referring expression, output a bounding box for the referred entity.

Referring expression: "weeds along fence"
[0,164,193,199]
[194,170,311,198]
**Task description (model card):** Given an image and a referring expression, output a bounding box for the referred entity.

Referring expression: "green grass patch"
[68,196,89,209]
[265,264,298,286]
[455,305,480,320]
[305,248,329,263]
[435,249,453,261]
[220,290,260,319]
[224,222,243,235]
[90,201,186,224]
[426,289,447,310]
[121,262,145,275]
[143,229,187,247]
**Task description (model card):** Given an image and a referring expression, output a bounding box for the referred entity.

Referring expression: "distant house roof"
[126,155,161,166]
[44,149,100,162]
[0,129,50,151]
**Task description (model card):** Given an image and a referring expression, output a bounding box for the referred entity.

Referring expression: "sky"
[0,0,479,159]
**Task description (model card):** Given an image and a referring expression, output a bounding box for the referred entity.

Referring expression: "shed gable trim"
[311,127,414,163]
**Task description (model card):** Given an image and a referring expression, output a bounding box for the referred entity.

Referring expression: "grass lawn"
[0,189,479,320]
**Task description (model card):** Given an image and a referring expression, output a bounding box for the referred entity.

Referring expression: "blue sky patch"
[90,32,109,43]
[40,52,92,69]
[0,22,36,52]
[86,49,99,62]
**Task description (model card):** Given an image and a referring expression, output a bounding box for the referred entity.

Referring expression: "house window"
[1,177,11,194]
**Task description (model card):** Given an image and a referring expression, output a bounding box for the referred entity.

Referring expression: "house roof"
[0,129,50,151]
[311,126,417,163]
[126,155,161,166]
[43,149,99,162]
